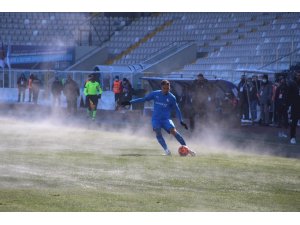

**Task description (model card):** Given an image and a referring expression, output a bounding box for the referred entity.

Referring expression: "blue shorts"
[152,119,175,133]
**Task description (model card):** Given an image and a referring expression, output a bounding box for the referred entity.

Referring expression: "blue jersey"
[131,90,183,122]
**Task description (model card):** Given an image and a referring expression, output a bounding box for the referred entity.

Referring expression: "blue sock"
[156,134,168,150]
[154,129,168,150]
[175,132,186,146]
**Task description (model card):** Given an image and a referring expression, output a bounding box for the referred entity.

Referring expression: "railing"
[258,46,300,71]
[0,69,138,91]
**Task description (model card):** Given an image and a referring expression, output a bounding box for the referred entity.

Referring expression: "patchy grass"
[0,118,299,211]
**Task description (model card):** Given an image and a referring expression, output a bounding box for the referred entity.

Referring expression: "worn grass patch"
[0,118,299,211]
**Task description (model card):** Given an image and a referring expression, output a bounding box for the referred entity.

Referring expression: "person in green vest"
[84,74,103,121]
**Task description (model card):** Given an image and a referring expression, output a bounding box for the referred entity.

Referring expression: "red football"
[178,145,189,156]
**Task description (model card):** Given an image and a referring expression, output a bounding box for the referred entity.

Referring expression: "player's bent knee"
[170,128,177,135]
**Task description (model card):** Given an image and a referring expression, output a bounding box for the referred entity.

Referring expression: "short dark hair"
[161,80,170,86]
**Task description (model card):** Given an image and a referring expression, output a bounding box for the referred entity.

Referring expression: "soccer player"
[122,80,195,156]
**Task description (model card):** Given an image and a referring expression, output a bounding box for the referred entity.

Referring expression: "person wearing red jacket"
[112,76,122,110]
[28,74,34,102]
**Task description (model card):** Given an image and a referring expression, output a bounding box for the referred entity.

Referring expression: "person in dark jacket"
[275,77,289,138]
[237,75,250,121]
[190,73,213,130]
[119,78,133,109]
[63,75,80,115]
[51,76,63,107]
[179,85,193,121]
[17,73,27,102]
[258,74,273,126]
[288,73,300,144]
[250,75,260,122]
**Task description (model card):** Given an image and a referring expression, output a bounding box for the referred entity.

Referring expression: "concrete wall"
[0,88,115,110]
[143,43,197,75]
[68,46,109,71]
[0,88,49,105]
[74,46,98,61]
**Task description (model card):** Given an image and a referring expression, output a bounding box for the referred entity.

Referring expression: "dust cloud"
[0,101,296,158]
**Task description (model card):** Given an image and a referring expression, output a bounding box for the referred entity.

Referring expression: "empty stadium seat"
[0,12,299,79]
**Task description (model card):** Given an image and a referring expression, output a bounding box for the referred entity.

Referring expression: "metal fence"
[0,68,146,91]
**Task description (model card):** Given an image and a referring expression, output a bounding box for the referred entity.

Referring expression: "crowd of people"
[160,72,300,145]
[17,73,80,115]
[237,72,300,144]
[16,73,134,119]
[15,72,300,145]
[17,73,42,104]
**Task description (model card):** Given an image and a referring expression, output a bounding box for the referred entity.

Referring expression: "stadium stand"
[99,12,299,80]
[0,12,299,82]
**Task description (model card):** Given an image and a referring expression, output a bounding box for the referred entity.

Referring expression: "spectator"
[17,73,27,102]
[112,76,122,110]
[28,74,34,102]
[237,75,250,122]
[275,77,289,138]
[63,75,80,115]
[271,79,280,126]
[120,78,133,109]
[190,73,213,130]
[31,75,42,104]
[250,75,260,122]
[178,85,193,121]
[252,75,261,93]
[51,76,63,107]
[288,73,300,144]
[84,74,103,121]
[258,74,273,126]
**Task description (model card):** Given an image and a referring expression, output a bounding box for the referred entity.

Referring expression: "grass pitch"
[0,117,299,211]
